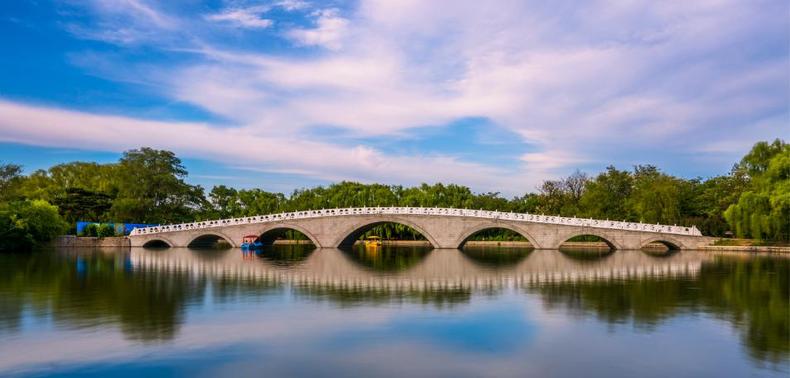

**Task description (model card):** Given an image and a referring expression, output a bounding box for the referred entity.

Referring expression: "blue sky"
[0,0,787,195]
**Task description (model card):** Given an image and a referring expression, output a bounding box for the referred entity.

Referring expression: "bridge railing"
[129,207,702,236]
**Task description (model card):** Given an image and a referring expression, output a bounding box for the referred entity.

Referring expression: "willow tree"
[724,139,789,241]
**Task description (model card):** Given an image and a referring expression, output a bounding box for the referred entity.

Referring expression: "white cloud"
[0,100,523,193]
[275,0,309,11]
[205,5,273,29]
[285,8,349,50]
[66,0,178,44]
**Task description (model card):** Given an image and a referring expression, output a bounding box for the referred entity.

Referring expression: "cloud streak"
[0,100,519,192]
[285,8,349,50]
[205,6,273,29]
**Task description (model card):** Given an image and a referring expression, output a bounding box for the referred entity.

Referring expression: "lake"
[0,246,787,377]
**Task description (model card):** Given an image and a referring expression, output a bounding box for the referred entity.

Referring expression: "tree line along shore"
[1,139,787,251]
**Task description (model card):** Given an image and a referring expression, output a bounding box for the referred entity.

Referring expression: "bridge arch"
[142,237,173,248]
[257,223,322,248]
[453,222,540,249]
[640,237,684,251]
[557,230,623,250]
[334,217,439,248]
[187,232,236,249]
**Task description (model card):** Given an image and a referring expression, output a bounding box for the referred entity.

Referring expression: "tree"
[533,171,589,216]
[725,140,789,240]
[110,148,206,224]
[0,163,23,201]
[510,193,541,213]
[52,188,114,224]
[0,200,68,252]
[208,185,239,218]
[737,139,786,177]
[579,166,633,221]
[629,165,682,224]
[47,162,118,195]
[236,189,285,216]
[691,171,749,236]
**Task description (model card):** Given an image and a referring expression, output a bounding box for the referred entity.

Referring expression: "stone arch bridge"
[129,207,713,250]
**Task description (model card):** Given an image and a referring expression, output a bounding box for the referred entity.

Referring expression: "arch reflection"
[341,244,432,272]
[461,246,533,269]
[559,248,615,262]
[254,244,316,266]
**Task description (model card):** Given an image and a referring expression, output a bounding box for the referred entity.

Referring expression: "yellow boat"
[363,236,382,247]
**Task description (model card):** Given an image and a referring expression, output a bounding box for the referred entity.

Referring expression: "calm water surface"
[0,246,787,377]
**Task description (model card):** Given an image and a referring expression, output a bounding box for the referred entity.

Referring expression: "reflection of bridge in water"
[130,248,712,291]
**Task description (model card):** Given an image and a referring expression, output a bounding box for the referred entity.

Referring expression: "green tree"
[97,223,116,237]
[691,171,749,236]
[82,223,99,237]
[52,188,114,224]
[725,139,789,241]
[629,165,682,224]
[236,189,285,216]
[208,185,239,218]
[737,139,786,178]
[533,171,589,216]
[579,166,633,221]
[510,193,541,213]
[47,162,118,194]
[0,200,68,251]
[0,163,23,201]
[110,148,206,223]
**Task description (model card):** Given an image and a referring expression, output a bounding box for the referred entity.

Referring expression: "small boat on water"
[363,235,382,247]
[240,235,263,250]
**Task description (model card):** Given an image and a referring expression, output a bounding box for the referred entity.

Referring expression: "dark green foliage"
[725,139,789,241]
[579,166,633,221]
[110,148,206,224]
[82,223,99,237]
[533,170,589,216]
[53,188,114,224]
[0,163,23,201]
[466,228,527,242]
[0,200,68,251]
[97,223,115,237]
[629,165,683,224]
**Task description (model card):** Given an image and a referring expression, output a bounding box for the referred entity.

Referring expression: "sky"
[0,0,787,196]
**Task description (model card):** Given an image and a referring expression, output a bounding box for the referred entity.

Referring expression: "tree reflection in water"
[528,254,789,365]
[558,248,615,262]
[341,244,432,272]
[461,246,533,268]
[254,244,316,266]
[293,284,471,309]
[0,249,205,342]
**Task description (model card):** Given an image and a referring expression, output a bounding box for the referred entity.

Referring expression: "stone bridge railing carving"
[129,207,702,237]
